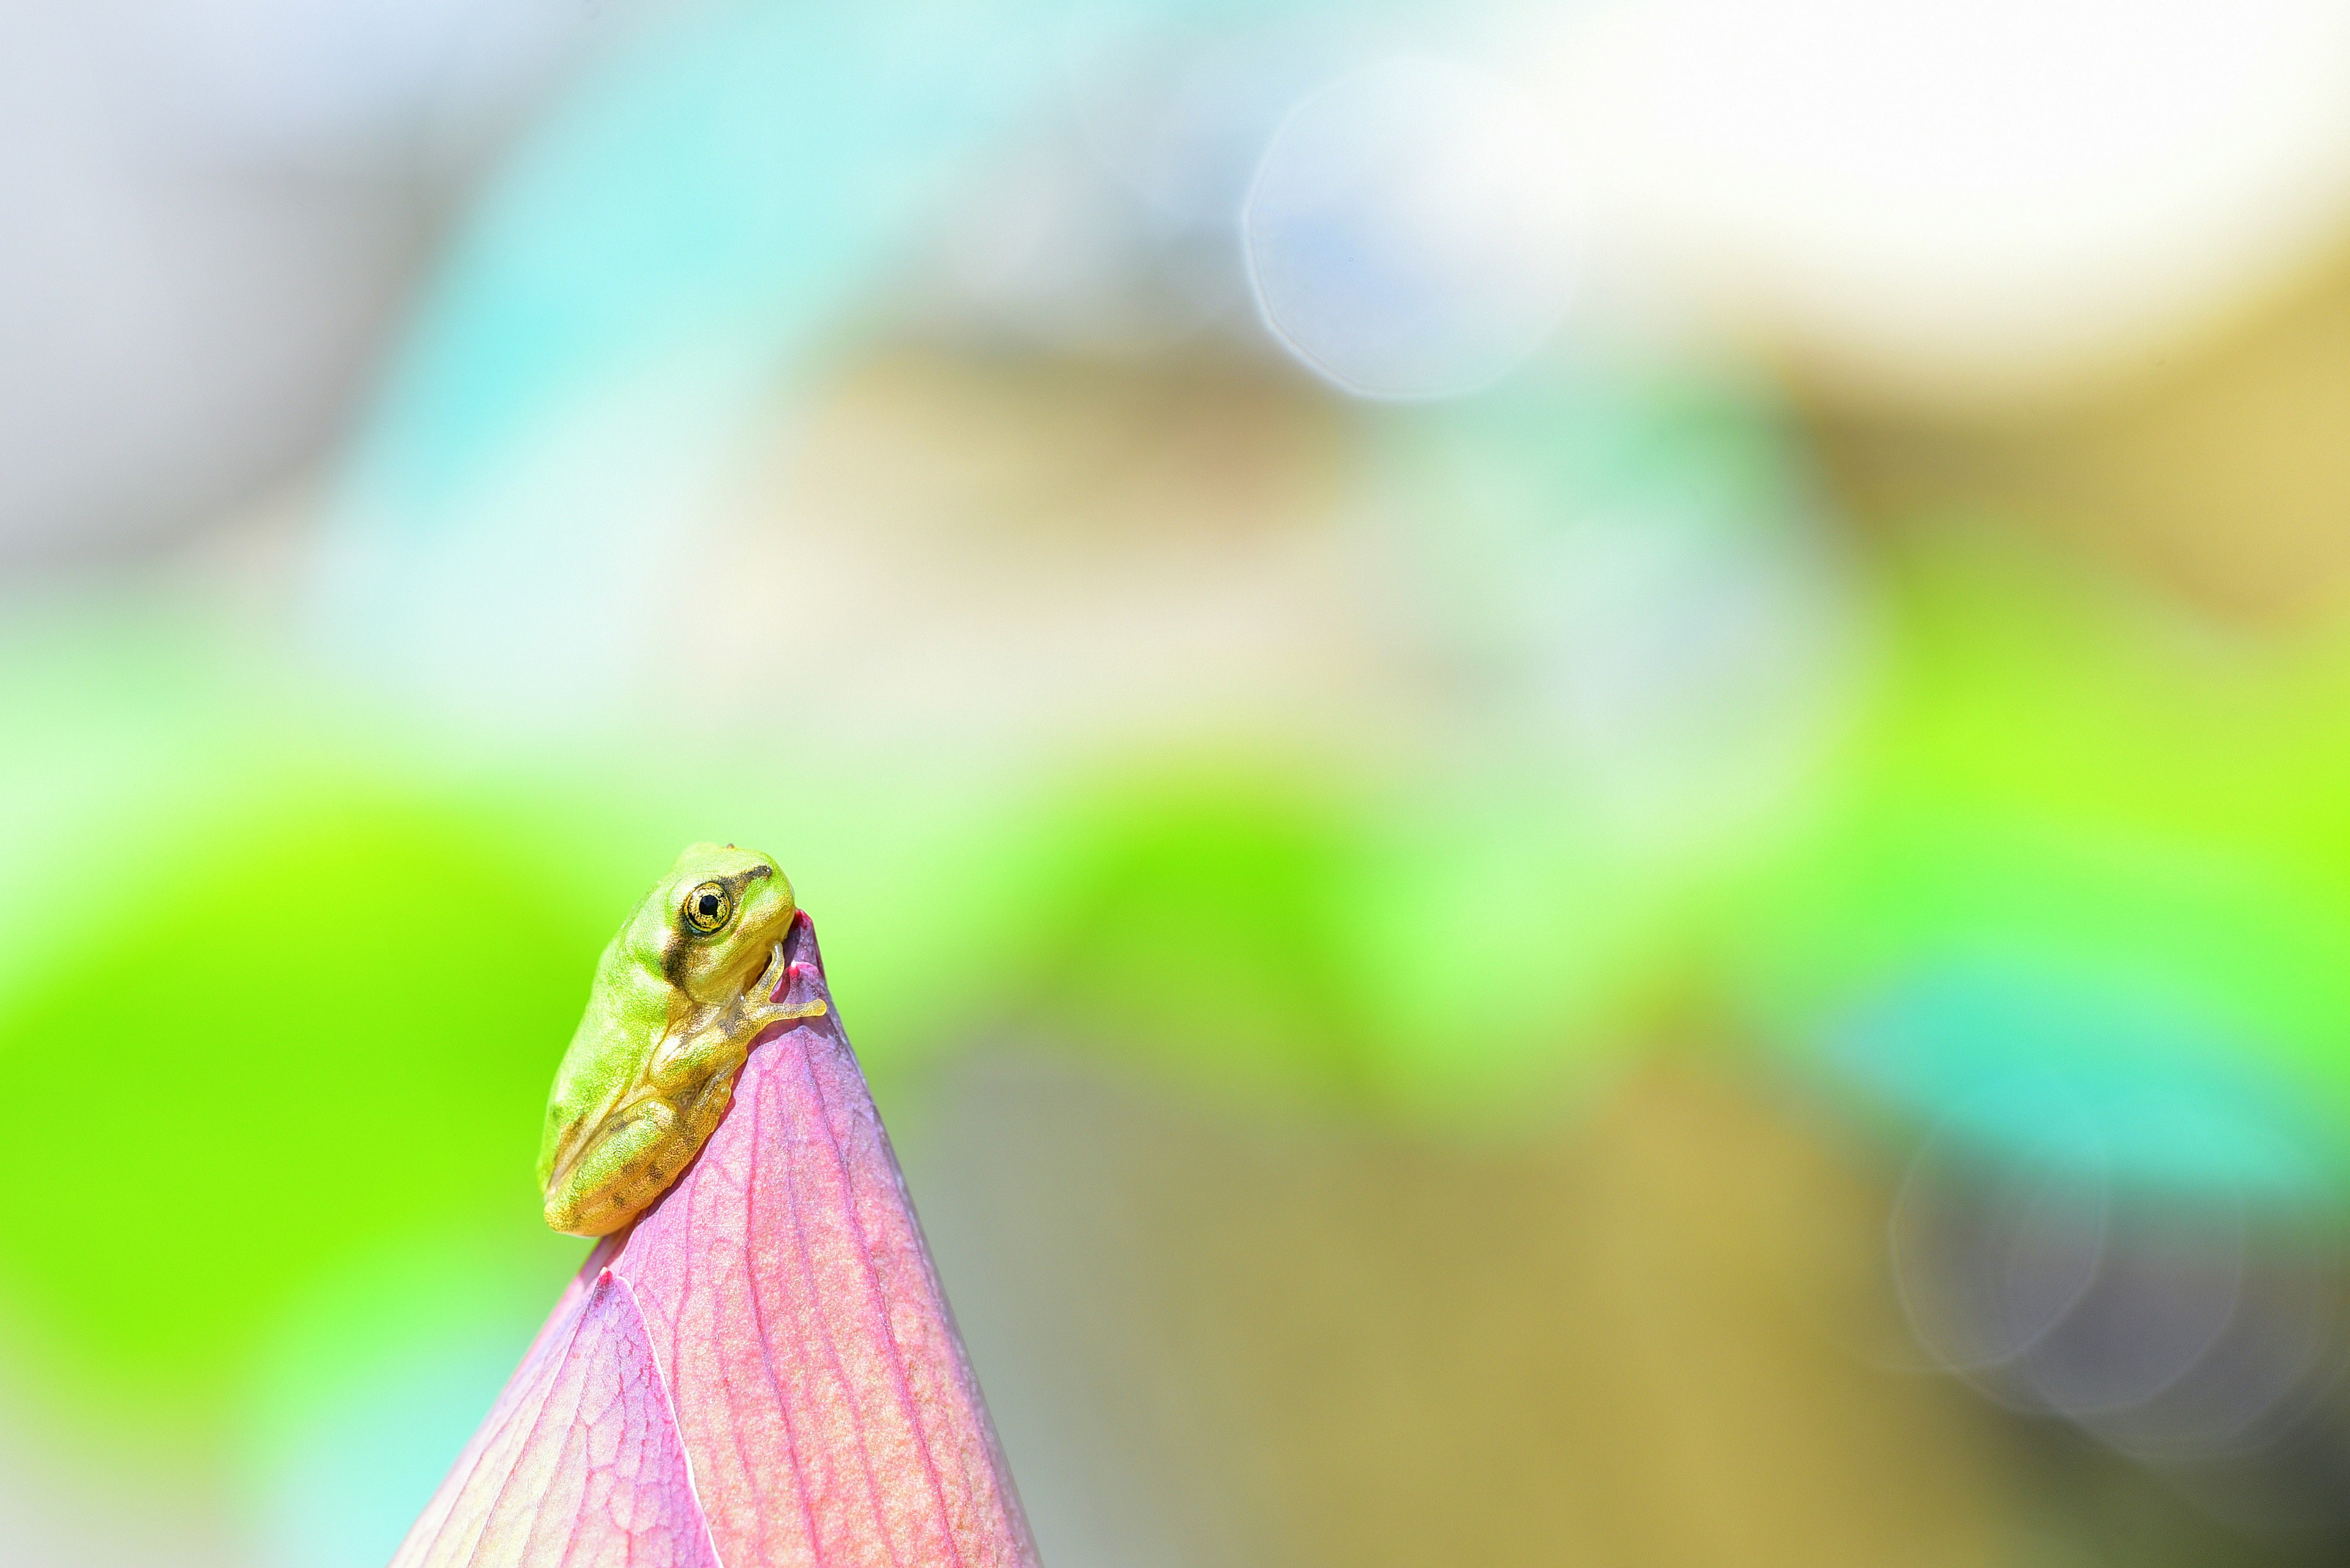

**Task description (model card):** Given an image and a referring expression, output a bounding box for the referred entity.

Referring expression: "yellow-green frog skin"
[537,843,827,1236]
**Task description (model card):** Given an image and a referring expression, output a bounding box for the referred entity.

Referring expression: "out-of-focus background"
[9,0,2350,1562]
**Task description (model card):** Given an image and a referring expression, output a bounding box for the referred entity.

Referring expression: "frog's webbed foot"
[741,939,828,1029]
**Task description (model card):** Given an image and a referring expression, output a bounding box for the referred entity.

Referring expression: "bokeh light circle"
[1889,1084,2111,1383]
[1243,56,1579,400]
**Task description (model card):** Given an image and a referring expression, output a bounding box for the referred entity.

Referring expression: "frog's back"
[539,916,680,1181]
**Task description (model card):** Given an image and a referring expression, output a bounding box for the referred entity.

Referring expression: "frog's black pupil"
[699,895,720,917]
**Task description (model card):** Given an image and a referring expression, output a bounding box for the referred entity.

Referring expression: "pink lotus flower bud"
[394,911,1036,1568]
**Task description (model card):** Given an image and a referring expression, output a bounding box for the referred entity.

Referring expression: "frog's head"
[647,841,800,1007]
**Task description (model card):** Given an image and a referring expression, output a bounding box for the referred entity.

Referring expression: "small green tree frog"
[537,843,827,1236]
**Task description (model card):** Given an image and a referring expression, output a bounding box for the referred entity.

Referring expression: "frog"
[537,842,828,1236]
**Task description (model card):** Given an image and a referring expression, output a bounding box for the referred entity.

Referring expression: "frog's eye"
[682,880,734,936]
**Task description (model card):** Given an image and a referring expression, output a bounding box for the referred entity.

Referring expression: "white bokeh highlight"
[1244,57,1579,400]
[1530,0,2350,399]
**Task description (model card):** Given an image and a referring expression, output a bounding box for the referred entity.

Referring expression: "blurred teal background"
[10,1,2350,1564]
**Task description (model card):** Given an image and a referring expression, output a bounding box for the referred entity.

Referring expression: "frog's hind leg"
[542,1096,682,1236]
[667,1062,747,1178]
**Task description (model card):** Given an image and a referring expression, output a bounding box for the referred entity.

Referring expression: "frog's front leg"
[648,942,827,1097]
[742,939,830,1032]
[642,942,826,1140]
[546,946,827,1235]
[653,940,827,1086]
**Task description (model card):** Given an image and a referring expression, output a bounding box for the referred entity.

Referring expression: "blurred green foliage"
[15,518,2350,1428]
[1737,529,2350,1108]
[0,799,602,1399]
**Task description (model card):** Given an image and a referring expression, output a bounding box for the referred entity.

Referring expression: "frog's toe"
[750,995,828,1028]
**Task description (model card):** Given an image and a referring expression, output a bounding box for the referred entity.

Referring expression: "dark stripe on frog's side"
[657,863,777,990]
